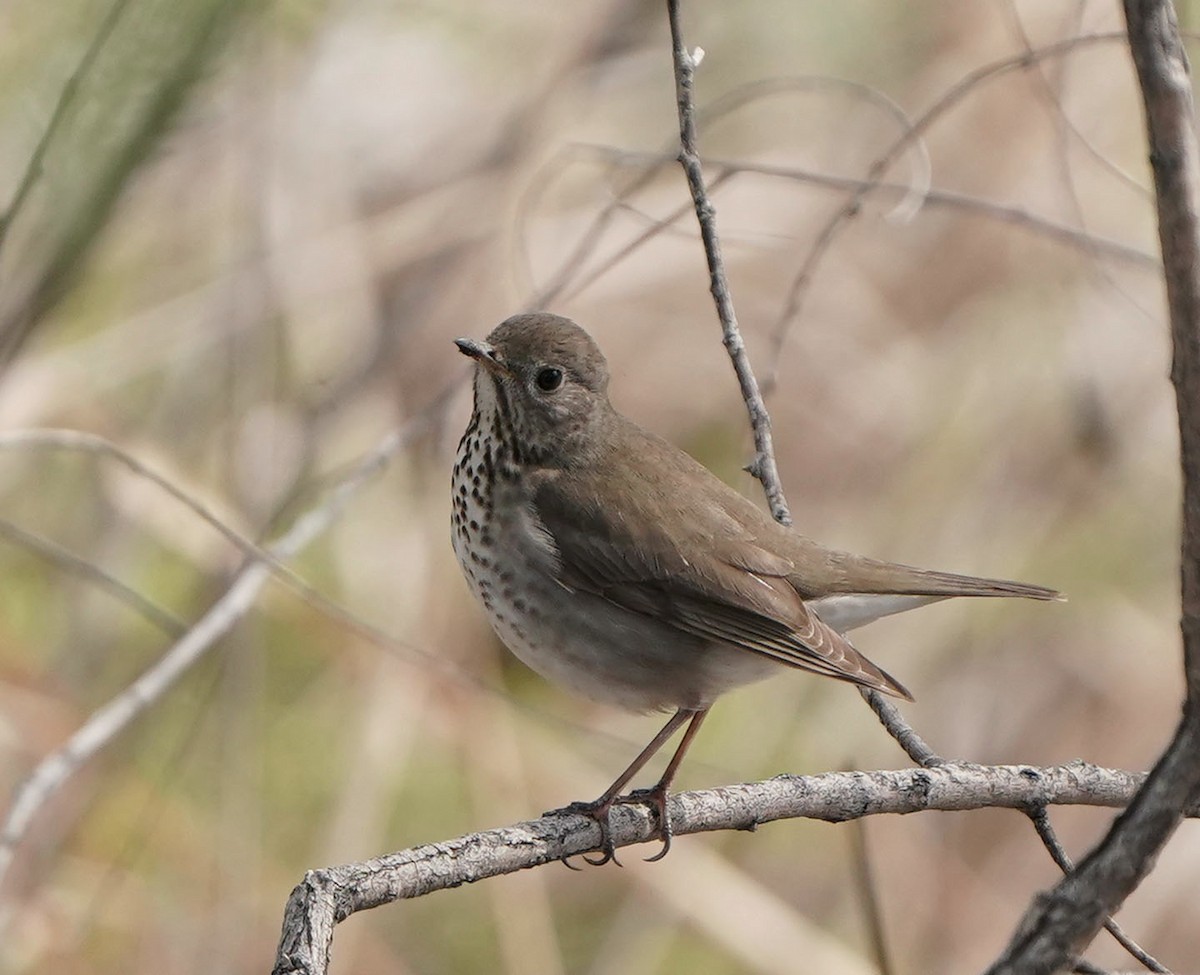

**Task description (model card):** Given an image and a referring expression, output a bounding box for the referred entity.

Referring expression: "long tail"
[878,566,1062,600]
[823,553,1063,600]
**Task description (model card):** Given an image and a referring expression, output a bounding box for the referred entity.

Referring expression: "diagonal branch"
[986,3,1200,972]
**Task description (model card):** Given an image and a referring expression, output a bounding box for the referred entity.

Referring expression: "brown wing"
[529,460,912,700]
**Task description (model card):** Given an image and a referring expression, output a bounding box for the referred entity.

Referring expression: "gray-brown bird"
[451,312,1059,863]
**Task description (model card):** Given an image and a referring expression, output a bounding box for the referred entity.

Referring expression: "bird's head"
[455,313,613,465]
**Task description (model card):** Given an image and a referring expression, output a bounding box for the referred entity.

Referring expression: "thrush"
[451,312,1059,864]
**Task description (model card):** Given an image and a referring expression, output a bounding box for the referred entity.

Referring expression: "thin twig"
[858,688,945,767]
[718,157,1157,269]
[666,0,790,524]
[0,424,455,665]
[574,144,1157,271]
[695,75,932,222]
[662,0,969,897]
[1025,807,1171,973]
[0,429,274,561]
[560,169,738,303]
[532,72,930,307]
[765,30,1126,385]
[0,517,186,636]
[522,144,677,309]
[1001,2,1149,199]
[0,413,433,895]
[1000,1,1160,330]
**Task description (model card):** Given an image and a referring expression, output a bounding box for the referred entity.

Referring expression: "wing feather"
[530,468,912,699]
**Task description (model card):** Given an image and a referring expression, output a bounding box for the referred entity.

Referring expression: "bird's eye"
[535,367,563,392]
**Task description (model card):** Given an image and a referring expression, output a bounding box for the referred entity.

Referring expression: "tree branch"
[270,762,1167,975]
[666,0,791,524]
[986,3,1200,972]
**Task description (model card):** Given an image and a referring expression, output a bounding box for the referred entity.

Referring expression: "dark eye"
[535,367,563,392]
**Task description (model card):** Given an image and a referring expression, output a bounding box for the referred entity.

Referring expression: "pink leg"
[553,708,709,866]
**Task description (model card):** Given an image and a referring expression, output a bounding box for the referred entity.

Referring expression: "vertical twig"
[663,4,964,878]
[665,0,791,525]
[987,3,1200,972]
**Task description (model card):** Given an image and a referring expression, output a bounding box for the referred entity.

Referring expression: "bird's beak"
[455,337,510,376]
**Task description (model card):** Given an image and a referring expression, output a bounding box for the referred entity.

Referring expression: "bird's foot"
[548,784,676,866]
[547,798,623,867]
[615,785,674,862]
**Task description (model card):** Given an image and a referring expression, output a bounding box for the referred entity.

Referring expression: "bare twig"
[764,30,1127,386]
[0,415,432,896]
[1001,2,1149,199]
[657,16,1079,965]
[522,142,678,309]
[695,76,931,222]
[530,73,930,307]
[666,0,791,524]
[0,517,186,636]
[720,157,1157,269]
[1025,808,1171,973]
[560,169,738,304]
[570,144,1158,272]
[270,761,1164,975]
[1001,2,1160,331]
[987,4,1200,973]
[0,429,272,559]
[0,425,459,669]
[858,688,946,768]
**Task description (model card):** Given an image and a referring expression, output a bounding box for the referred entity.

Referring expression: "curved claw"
[616,785,674,862]
[548,798,622,866]
[549,782,678,865]
[582,846,622,868]
[643,832,672,863]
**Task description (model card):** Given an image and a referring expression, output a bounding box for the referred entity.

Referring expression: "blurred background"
[0,0,1194,972]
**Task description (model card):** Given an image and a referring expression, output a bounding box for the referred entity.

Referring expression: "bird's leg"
[616,708,708,862]
[550,708,699,866]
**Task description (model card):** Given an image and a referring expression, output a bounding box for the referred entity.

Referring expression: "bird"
[450,312,1060,864]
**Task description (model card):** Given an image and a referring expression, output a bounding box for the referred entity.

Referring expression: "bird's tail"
[824,553,1063,601]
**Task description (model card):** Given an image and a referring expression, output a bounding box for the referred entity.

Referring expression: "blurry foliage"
[0,0,256,365]
[0,1,1194,973]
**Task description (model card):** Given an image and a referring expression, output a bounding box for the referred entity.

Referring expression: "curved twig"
[765,30,1127,387]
